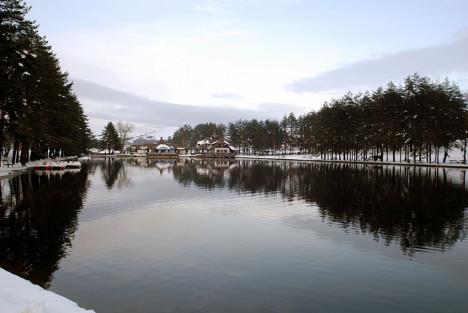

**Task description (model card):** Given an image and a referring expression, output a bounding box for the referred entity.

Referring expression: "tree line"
[1,0,91,164]
[171,74,468,163]
[171,122,225,147]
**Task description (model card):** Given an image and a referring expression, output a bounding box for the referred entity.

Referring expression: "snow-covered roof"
[197,138,237,151]
[210,140,237,149]
[197,139,211,145]
[156,144,173,150]
[217,140,231,145]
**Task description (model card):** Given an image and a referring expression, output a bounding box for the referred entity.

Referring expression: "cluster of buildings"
[125,137,238,158]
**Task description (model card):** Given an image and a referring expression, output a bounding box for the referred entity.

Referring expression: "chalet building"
[137,146,150,154]
[176,147,188,155]
[193,137,238,158]
[154,143,175,154]
[194,139,211,155]
[126,144,156,155]
[148,138,178,158]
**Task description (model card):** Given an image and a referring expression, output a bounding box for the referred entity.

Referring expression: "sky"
[27,0,468,137]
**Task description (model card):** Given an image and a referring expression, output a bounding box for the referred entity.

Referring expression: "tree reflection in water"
[172,159,468,255]
[98,159,133,189]
[0,166,90,287]
[98,158,180,188]
[1,159,467,290]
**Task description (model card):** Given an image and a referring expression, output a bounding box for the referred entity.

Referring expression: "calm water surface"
[1,159,468,313]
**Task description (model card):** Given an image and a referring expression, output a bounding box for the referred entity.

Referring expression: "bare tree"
[116,121,134,151]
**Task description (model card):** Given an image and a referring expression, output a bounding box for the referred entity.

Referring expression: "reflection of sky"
[54,182,468,313]
[79,162,468,249]
[76,161,468,263]
[2,160,468,312]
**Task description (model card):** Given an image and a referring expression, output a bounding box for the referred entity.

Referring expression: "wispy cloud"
[212,92,244,99]
[288,33,468,92]
[28,0,468,123]
[72,79,270,134]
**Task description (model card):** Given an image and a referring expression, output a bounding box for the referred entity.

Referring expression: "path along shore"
[235,154,468,169]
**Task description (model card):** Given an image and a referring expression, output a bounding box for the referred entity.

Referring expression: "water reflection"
[1,158,467,292]
[171,159,468,255]
[146,158,179,175]
[98,158,179,186]
[0,167,90,287]
[172,159,237,189]
[95,159,133,189]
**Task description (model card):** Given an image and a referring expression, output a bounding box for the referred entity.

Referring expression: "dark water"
[1,159,468,313]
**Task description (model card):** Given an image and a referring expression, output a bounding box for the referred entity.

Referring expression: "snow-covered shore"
[0,164,28,179]
[1,268,95,313]
[236,154,468,168]
[0,157,80,179]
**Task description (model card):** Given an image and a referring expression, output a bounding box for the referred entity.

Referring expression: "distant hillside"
[132,138,158,145]
[130,130,160,145]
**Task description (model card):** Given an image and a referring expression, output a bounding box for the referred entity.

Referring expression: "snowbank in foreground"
[0,268,95,313]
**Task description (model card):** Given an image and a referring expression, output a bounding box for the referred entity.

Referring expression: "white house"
[154,143,175,154]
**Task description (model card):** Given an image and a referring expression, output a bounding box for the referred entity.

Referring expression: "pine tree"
[0,0,36,161]
[1,0,92,162]
[172,124,193,147]
[101,122,120,153]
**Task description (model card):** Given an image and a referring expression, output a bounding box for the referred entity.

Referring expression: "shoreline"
[3,156,466,178]
[235,154,468,169]
[0,166,29,180]
[0,156,80,180]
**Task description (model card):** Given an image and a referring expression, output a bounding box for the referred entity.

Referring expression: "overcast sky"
[27,0,468,136]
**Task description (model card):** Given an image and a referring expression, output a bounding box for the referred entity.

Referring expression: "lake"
[1,159,468,313]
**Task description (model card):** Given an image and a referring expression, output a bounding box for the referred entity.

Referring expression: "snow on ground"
[1,268,95,313]
[0,157,82,179]
[0,164,28,178]
[236,153,468,168]
[237,154,320,161]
